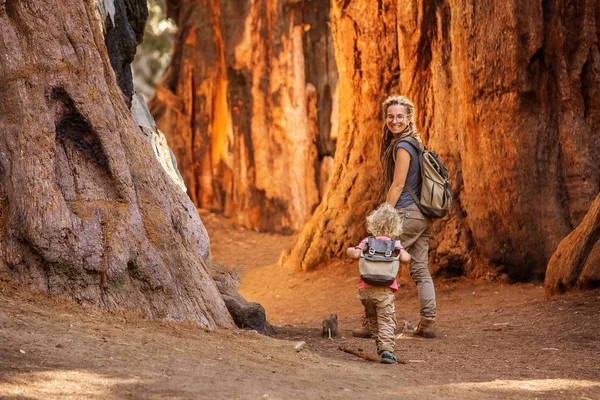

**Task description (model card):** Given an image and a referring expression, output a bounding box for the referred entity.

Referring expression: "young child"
[346,203,411,364]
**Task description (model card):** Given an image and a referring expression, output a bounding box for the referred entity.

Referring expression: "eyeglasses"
[386,115,406,122]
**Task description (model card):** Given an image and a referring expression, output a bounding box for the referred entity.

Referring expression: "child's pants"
[357,287,396,353]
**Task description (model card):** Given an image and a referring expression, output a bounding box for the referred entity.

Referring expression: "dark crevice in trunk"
[104,0,148,106]
[51,88,113,179]
[581,53,592,119]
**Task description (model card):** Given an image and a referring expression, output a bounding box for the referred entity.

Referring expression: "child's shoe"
[380,350,398,364]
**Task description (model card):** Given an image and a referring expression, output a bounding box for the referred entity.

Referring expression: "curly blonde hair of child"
[366,203,403,238]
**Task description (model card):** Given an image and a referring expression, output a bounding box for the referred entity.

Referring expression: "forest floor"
[1,210,599,399]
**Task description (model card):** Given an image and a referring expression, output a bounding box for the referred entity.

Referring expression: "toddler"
[346,203,411,364]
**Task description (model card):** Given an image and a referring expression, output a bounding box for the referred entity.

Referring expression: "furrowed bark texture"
[150,0,338,233]
[281,0,600,280]
[0,0,234,329]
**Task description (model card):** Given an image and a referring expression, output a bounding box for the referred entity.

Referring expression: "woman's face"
[385,104,411,135]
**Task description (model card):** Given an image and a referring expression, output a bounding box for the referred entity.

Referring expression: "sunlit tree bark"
[150,0,338,233]
[282,0,600,281]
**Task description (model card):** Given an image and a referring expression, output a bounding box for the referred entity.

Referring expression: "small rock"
[294,341,306,352]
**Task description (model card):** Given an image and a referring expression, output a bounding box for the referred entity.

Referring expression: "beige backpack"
[358,237,400,286]
[399,137,452,219]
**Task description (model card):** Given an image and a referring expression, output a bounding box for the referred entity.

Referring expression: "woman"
[379,95,437,338]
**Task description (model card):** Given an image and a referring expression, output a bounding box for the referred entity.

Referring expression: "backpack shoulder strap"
[399,136,423,153]
[364,236,375,253]
[384,239,394,257]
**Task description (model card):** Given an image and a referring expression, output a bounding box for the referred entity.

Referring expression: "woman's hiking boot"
[414,317,436,338]
[380,351,398,364]
[351,315,372,338]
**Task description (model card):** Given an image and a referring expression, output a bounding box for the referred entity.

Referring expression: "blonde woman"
[379,95,437,338]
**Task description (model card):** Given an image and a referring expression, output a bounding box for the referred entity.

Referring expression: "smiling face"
[385,104,412,135]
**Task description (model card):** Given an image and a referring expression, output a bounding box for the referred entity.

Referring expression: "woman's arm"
[386,147,411,207]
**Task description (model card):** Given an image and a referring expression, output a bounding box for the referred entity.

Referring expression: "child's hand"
[346,247,361,260]
[400,249,411,264]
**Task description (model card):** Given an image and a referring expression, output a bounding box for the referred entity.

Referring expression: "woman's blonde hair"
[379,95,423,198]
[366,203,403,238]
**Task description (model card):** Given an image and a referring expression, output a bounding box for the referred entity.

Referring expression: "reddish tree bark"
[282,0,600,280]
[0,0,233,329]
[150,0,338,233]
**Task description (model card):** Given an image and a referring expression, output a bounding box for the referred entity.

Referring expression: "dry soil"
[0,210,599,399]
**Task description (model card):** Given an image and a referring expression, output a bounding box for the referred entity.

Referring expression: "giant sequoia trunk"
[150,0,338,233]
[0,0,234,329]
[281,0,600,280]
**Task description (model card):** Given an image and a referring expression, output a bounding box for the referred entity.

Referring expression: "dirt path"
[1,211,599,399]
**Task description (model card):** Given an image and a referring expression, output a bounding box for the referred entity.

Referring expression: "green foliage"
[132,0,177,99]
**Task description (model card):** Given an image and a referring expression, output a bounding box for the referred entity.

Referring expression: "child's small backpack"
[396,137,452,219]
[358,237,400,286]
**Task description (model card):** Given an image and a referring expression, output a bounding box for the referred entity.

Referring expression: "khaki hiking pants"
[357,287,396,353]
[397,203,437,319]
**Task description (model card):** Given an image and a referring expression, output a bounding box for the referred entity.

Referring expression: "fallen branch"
[338,346,406,364]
